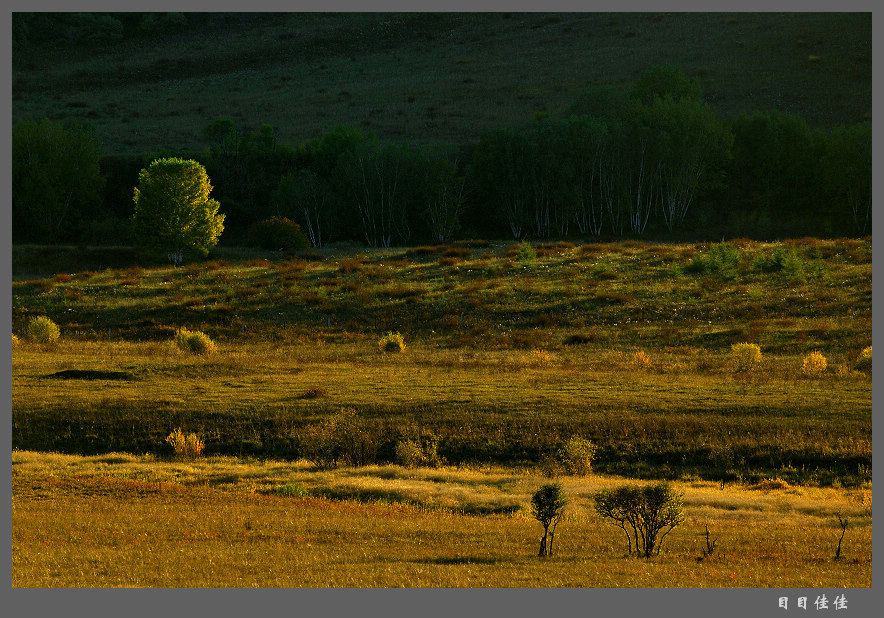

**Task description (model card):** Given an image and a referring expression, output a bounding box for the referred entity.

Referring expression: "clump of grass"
[271,482,309,498]
[27,316,60,344]
[855,346,872,372]
[632,350,651,369]
[557,436,597,476]
[174,328,216,355]
[339,257,363,274]
[530,348,552,365]
[731,342,762,372]
[12,333,20,347]
[751,477,792,491]
[802,350,827,376]
[378,332,406,353]
[165,428,205,458]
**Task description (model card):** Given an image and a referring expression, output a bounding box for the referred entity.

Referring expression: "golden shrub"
[378,331,406,353]
[802,350,827,376]
[632,350,652,369]
[531,348,552,365]
[165,428,204,458]
[174,328,216,355]
[27,316,60,344]
[855,346,872,372]
[731,342,762,371]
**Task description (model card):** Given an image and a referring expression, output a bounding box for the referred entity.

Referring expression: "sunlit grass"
[11,451,872,587]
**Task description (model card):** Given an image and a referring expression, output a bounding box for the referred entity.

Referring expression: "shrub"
[246,217,309,252]
[752,246,806,279]
[684,243,740,279]
[514,241,537,263]
[855,346,872,372]
[632,350,651,369]
[300,407,377,469]
[594,482,685,558]
[557,436,597,476]
[531,483,568,557]
[378,331,406,353]
[165,428,205,458]
[174,328,216,355]
[395,434,442,468]
[27,316,60,344]
[731,342,762,372]
[802,350,827,376]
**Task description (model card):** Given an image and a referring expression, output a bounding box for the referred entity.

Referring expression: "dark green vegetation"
[11,238,872,487]
[12,13,872,245]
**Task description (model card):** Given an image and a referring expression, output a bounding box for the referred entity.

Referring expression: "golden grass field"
[11,238,872,587]
[11,451,872,588]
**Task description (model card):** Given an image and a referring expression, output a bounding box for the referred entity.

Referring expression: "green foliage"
[271,482,309,498]
[557,436,597,476]
[246,217,309,252]
[26,316,60,344]
[731,342,762,372]
[132,158,225,258]
[12,119,105,243]
[515,241,537,263]
[752,246,806,279]
[395,434,442,468]
[300,407,377,469]
[174,328,216,355]
[378,332,406,353]
[274,169,338,248]
[594,482,685,557]
[630,66,703,105]
[684,243,741,279]
[820,122,871,236]
[531,482,568,557]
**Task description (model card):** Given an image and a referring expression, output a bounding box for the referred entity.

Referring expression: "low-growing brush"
[27,316,60,344]
[632,350,652,369]
[174,328,216,355]
[378,331,406,353]
[165,428,205,458]
[855,346,872,372]
[731,342,762,372]
[557,436,597,476]
[802,350,827,376]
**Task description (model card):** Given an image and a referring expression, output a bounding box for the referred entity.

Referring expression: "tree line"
[12,67,871,249]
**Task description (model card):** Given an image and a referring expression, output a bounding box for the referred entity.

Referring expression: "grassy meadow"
[11,237,872,587]
[11,451,873,587]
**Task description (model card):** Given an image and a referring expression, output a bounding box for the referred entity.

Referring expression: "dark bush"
[594,482,685,558]
[246,217,309,252]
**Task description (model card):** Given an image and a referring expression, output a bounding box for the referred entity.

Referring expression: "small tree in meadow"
[531,482,568,557]
[594,482,685,558]
[802,350,827,376]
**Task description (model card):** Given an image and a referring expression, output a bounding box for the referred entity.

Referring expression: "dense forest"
[11,13,872,249]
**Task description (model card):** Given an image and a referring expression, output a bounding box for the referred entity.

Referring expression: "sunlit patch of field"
[11,451,872,588]
[11,238,872,485]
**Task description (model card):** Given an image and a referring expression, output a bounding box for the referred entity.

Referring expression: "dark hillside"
[12,13,871,156]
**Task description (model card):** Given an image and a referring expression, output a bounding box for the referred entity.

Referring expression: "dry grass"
[11,451,872,587]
